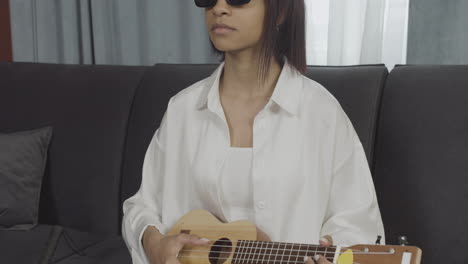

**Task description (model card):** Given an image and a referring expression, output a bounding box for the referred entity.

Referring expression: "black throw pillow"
[0,126,52,230]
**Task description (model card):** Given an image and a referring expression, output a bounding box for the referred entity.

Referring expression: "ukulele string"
[179,239,361,252]
[177,255,334,263]
[179,248,395,256]
[176,255,364,264]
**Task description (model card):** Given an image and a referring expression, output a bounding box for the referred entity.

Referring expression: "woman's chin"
[211,42,234,51]
[211,43,249,54]
[210,39,240,50]
[212,46,239,53]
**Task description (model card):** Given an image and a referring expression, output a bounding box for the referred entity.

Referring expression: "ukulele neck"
[232,240,338,264]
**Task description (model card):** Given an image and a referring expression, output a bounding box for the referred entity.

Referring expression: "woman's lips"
[213,27,235,34]
[212,24,236,34]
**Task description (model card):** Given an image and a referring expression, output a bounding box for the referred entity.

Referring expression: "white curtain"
[9,0,217,65]
[305,0,410,69]
[9,0,94,64]
[10,0,409,68]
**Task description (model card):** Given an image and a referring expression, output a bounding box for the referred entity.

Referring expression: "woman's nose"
[212,0,231,16]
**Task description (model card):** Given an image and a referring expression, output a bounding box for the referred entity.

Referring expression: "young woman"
[122,1,385,264]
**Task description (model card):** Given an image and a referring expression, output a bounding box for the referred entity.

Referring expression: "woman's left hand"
[304,235,334,264]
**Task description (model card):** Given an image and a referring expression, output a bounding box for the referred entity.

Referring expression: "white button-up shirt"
[122,60,385,264]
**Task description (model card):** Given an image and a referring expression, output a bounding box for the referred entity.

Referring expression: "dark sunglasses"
[194,0,251,8]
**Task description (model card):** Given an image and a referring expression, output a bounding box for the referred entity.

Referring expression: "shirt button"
[257,201,265,209]
[258,121,264,129]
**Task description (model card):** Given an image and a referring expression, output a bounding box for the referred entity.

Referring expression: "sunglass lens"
[227,0,251,6]
[195,0,251,7]
[195,0,217,8]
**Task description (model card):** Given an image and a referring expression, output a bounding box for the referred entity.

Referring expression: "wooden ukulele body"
[167,209,422,264]
[168,209,255,264]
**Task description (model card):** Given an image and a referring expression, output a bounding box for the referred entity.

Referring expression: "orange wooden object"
[0,0,13,62]
[167,209,422,264]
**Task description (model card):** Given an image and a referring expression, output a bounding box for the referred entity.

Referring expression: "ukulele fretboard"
[232,240,336,264]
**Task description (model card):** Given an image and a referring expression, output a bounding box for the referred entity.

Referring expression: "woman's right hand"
[142,227,210,264]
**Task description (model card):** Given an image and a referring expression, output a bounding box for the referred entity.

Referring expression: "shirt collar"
[196,58,303,116]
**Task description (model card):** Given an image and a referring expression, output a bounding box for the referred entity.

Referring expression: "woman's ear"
[276,14,285,28]
[275,8,287,28]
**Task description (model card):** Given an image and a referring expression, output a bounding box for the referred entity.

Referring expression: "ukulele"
[168,210,422,264]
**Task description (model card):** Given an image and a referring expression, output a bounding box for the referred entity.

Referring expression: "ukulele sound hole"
[209,238,232,264]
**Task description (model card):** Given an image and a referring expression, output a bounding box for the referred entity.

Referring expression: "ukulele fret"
[233,241,336,264]
[297,244,307,263]
[259,241,267,264]
[272,240,280,264]
[265,241,274,264]
[285,242,293,264]
[246,240,254,264]
[232,240,243,264]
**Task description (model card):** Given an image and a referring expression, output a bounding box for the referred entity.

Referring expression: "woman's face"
[205,0,266,54]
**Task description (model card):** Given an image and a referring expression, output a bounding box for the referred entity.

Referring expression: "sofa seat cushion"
[0,224,53,263]
[0,224,131,264]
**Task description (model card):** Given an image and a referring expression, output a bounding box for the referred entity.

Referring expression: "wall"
[407,0,468,64]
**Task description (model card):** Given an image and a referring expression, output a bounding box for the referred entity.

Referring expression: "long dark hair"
[210,0,307,84]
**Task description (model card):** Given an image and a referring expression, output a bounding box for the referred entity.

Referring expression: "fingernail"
[303,256,308,262]
[314,255,320,262]
[320,237,329,244]
[199,238,210,242]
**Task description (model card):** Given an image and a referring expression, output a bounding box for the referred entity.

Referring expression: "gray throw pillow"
[0,126,52,230]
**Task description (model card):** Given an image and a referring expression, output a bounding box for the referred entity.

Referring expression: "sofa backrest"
[0,61,389,238]
[120,64,218,228]
[0,62,146,235]
[304,65,388,165]
[373,65,468,264]
[119,63,388,232]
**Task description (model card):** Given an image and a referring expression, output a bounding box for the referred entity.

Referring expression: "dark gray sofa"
[0,62,466,264]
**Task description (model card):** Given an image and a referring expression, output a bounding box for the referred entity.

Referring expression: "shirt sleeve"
[320,104,385,247]
[122,99,172,264]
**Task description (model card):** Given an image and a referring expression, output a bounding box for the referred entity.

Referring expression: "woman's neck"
[220,53,282,100]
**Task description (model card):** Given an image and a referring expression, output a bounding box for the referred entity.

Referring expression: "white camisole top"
[218,147,255,223]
